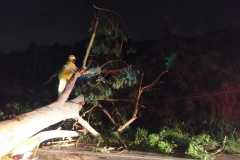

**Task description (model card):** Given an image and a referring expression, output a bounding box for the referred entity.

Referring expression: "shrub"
[186,134,218,160]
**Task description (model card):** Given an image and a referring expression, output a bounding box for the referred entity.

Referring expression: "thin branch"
[81,104,117,127]
[92,4,121,17]
[142,70,168,92]
[117,73,144,133]
[117,70,167,133]
[82,17,99,69]
[92,3,128,34]
[117,118,137,133]
[80,106,98,117]
[98,104,117,126]
[87,106,95,123]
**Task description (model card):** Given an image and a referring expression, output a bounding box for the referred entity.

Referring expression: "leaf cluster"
[74,66,139,106]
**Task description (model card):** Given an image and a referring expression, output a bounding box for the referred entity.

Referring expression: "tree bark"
[0,96,84,157]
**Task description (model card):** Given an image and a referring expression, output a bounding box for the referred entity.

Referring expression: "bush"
[186,134,218,160]
[224,135,240,154]
[133,127,189,154]
[134,128,149,147]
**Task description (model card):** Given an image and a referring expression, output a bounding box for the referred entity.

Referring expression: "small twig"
[80,106,98,117]
[81,104,117,127]
[93,4,121,17]
[98,104,117,126]
[92,3,128,34]
[87,107,95,123]
[142,70,168,92]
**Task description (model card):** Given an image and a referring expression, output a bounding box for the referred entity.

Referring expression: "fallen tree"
[0,16,100,159]
[0,70,102,159]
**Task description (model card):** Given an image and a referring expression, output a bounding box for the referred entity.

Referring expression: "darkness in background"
[0,0,238,51]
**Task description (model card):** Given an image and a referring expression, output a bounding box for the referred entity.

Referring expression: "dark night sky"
[0,0,238,51]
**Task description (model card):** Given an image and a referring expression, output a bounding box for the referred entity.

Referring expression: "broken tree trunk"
[0,96,83,158]
[0,72,99,158]
[0,17,100,158]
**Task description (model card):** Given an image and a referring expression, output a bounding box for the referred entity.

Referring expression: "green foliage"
[158,128,190,148]
[186,134,218,160]
[165,53,176,70]
[134,128,149,146]
[110,66,139,89]
[74,15,139,108]
[148,133,160,146]
[133,127,189,154]
[225,138,240,154]
[157,141,176,154]
[148,132,177,153]
[131,127,240,159]
[74,66,138,105]
[224,133,240,154]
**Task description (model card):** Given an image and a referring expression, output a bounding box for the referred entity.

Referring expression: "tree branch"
[117,70,168,133]
[142,70,168,92]
[82,17,99,69]
[97,104,117,127]
[117,73,144,133]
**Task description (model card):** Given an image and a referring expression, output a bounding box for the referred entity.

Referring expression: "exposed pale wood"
[82,17,99,69]
[0,70,101,158]
[0,97,83,157]
[10,130,80,156]
[77,117,100,137]
[117,74,144,133]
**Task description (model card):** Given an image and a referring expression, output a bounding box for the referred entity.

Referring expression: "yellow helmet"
[68,54,76,61]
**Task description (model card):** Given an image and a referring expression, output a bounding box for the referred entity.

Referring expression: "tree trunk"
[0,96,84,157]
[0,17,101,158]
